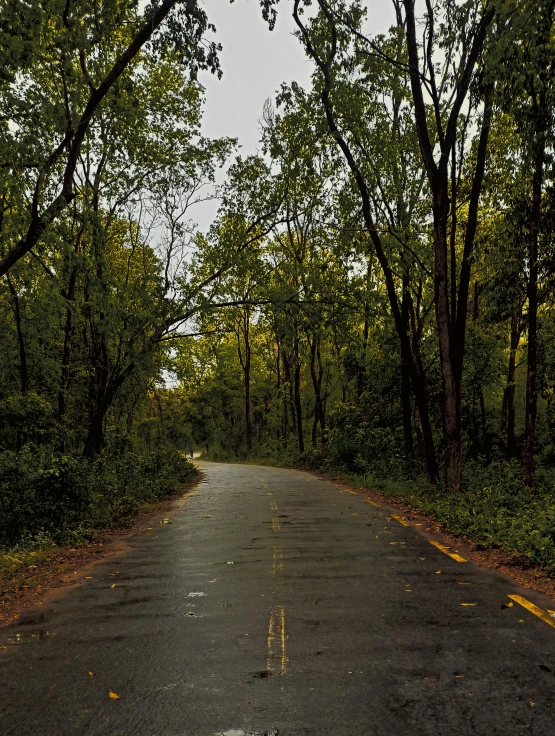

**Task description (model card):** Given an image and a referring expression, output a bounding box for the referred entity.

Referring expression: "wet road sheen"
[2,462,555,735]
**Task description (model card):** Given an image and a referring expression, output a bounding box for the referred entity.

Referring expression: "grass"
[0,543,56,596]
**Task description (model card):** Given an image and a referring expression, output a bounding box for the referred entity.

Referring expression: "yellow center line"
[429,540,467,562]
[267,605,287,674]
[391,514,410,527]
[272,518,280,532]
[509,595,555,630]
[271,545,283,575]
[270,500,278,511]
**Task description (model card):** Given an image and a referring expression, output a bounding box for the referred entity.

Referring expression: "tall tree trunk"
[282,348,291,442]
[501,303,522,459]
[433,197,462,492]
[6,276,28,395]
[404,0,493,490]
[357,259,371,400]
[521,139,544,486]
[7,276,28,449]
[293,336,304,453]
[245,358,252,453]
[408,296,439,482]
[401,285,414,467]
[58,265,79,422]
[276,338,281,442]
[236,310,252,453]
[83,363,136,458]
[83,403,107,457]
[293,2,440,483]
[472,281,488,459]
[309,334,325,446]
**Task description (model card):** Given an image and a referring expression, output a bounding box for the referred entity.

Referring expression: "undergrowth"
[0,446,197,549]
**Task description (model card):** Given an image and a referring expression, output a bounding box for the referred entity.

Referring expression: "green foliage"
[0,446,196,548]
[350,462,555,573]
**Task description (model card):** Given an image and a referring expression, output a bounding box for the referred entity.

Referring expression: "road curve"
[1,461,555,735]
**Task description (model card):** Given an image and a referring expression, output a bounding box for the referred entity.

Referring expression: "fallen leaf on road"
[457,581,471,585]
[460,603,476,607]
[501,602,514,609]
[89,671,95,677]
[109,691,120,700]
[111,584,116,589]
[435,570,442,574]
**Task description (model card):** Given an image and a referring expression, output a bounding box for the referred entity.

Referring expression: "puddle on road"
[4,630,53,645]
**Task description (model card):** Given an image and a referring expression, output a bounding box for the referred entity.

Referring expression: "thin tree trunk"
[408,296,439,482]
[521,103,547,487]
[236,310,252,454]
[401,285,414,467]
[6,276,28,449]
[501,303,521,459]
[6,276,28,395]
[58,265,79,422]
[434,198,462,491]
[309,334,325,446]
[276,338,281,442]
[293,336,304,453]
[357,260,371,399]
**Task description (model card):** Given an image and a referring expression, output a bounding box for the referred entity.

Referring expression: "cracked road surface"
[2,462,555,735]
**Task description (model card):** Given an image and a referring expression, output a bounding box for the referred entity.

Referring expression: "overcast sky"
[194,0,395,230]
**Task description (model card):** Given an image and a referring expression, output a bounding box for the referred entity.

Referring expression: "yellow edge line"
[391,514,410,527]
[429,540,467,562]
[364,499,380,507]
[509,595,555,630]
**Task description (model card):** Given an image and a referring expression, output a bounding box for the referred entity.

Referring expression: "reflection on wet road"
[2,462,555,735]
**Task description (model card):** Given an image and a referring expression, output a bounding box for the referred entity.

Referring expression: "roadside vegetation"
[1,0,555,594]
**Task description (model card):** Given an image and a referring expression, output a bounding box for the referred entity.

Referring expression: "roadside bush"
[324,403,404,476]
[0,446,196,548]
[357,460,555,573]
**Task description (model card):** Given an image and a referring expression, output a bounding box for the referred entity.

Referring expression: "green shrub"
[0,446,196,548]
[353,460,555,573]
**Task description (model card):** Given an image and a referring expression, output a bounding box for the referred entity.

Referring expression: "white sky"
[194,0,396,230]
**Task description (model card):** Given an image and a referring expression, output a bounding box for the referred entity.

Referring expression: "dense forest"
[2,0,555,571]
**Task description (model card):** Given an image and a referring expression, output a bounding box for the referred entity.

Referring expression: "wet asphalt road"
[2,462,555,735]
